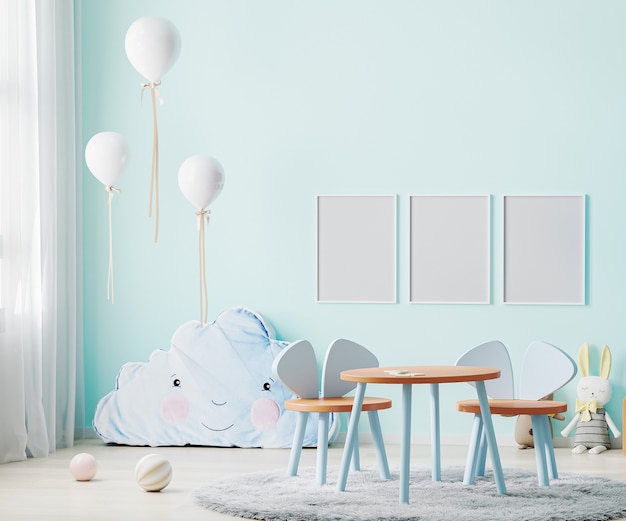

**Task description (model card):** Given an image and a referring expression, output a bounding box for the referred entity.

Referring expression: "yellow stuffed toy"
[561,343,621,454]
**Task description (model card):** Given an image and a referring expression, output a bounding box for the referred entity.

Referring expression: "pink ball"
[69,452,97,481]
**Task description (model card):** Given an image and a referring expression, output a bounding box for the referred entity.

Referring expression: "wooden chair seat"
[285,396,392,413]
[456,399,567,416]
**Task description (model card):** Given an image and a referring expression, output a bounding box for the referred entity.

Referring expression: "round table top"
[340,365,501,384]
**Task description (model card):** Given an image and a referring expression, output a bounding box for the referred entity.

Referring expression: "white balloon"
[85,132,129,187]
[178,155,225,210]
[125,16,181,83]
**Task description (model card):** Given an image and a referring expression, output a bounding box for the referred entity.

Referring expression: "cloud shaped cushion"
[93,307,337,447]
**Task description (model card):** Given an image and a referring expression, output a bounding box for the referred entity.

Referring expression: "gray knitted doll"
[561,343,621,454]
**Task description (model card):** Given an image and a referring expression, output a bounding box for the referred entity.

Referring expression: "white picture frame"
[503,195,586,305]
[409,195,491,304]
[316,195,397,303]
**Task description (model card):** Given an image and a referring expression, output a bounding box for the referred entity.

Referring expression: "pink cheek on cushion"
[160,394,190,424]
[250,397,281,430]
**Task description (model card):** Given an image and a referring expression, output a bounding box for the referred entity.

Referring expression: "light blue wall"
[81,0,626,439]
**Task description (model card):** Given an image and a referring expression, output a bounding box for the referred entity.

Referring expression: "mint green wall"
[82,0,626,439]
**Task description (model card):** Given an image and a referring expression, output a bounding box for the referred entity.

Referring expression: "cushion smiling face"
[93,307,332,447]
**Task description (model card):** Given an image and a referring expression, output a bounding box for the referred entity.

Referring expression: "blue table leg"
[475,381,506,494]
[336,382,366,492]
[400,383,412,504]
[430,383,441,481]
[476,429,488,477]
[350,413,361,472]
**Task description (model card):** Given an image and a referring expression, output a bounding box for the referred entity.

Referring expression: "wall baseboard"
[331,432,623,450]
[75,428,622,450]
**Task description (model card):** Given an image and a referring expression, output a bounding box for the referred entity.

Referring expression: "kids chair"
[455,340,576,487]
[272,338,392,485]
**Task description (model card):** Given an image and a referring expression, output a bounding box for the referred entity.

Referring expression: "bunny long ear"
[578,342,590,377]
[600,345,612,379]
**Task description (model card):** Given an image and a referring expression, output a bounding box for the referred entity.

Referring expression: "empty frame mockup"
[317,195,396,303]
[503,195,586,305]
[410,195,491,304]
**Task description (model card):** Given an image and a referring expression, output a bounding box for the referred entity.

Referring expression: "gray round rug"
[192,465,626,521]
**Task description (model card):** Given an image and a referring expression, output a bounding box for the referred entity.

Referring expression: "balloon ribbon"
[141,81,163,243]
[196,209,210,326]
[105,185,121,303]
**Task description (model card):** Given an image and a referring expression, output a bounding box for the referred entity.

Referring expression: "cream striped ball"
[135,454,172,492]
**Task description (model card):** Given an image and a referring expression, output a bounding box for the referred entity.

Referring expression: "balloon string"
[196,209,210,326]
[105,185,121,303]
[150,86,159,243]
[141,82,162,243]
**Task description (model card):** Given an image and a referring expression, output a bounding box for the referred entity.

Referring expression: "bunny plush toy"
[561,343,621,454]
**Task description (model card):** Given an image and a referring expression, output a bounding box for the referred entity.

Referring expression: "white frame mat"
[317,195,397,303]
[409,195,491,304]
[503,194,586,305]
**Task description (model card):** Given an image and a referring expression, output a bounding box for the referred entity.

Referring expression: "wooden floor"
[1,438,625,520]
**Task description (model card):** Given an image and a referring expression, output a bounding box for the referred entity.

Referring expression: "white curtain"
[0,0,82,463]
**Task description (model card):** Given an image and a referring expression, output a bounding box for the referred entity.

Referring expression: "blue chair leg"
[463,413,483,485]
[546,439,558,479]
[367,410,391,480]
[531,415,550,486]
[316,412,330,485]
[541,416,558,480]
[287,411,309,476]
